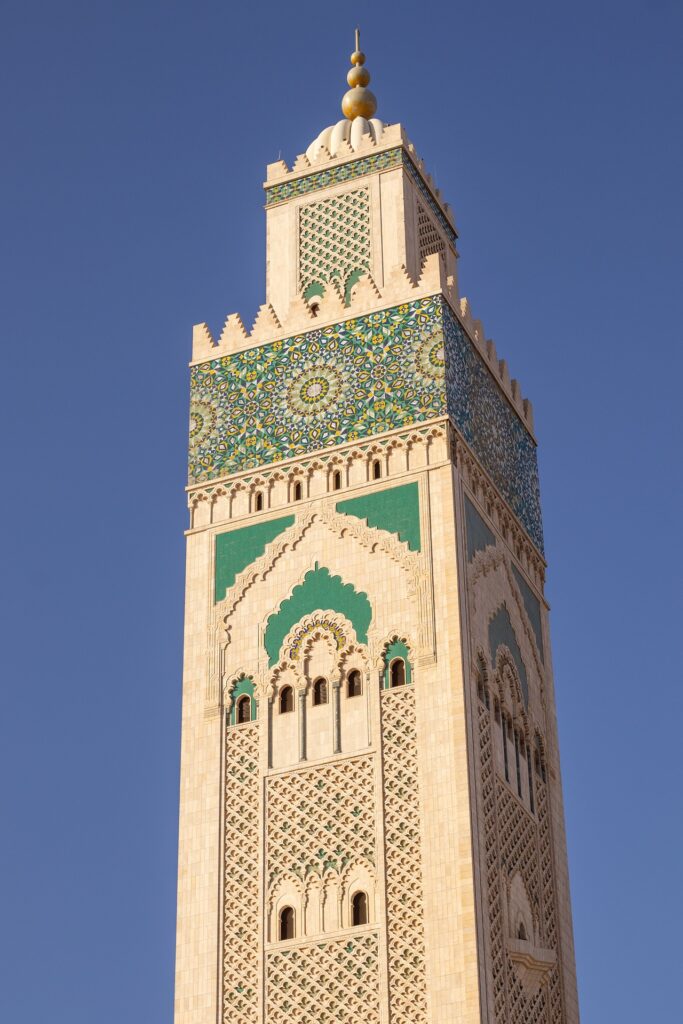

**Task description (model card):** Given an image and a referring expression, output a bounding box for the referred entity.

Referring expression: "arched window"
[312,678,328,706]
[517,921,528,941]
[390,658,406,688]
[254,491,264,512]
[236,695,251,724]
[293,481,302,502]
[347,669,362,698]
[332,469,342,491]
[279,906,295,941]
[372,459,381,480]
[279,686,294,714]
[352,891,368,926]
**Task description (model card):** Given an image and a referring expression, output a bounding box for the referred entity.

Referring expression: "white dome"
[305,118,386,163]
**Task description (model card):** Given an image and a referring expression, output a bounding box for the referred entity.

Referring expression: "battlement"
[191,251,534,438]
[263,124,456,234]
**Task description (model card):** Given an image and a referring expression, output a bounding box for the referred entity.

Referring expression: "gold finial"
[342,27,377,121]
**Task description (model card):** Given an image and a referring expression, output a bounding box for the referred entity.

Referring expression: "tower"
[175,34,580,1024]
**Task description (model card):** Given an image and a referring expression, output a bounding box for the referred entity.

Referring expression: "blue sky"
[1,2,681,1021]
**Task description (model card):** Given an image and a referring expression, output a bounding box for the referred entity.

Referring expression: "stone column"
[298,687,307,762]
[332,679,342,754]
[267,693,274,769]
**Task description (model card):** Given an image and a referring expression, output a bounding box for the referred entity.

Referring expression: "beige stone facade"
[175,81,579,1024]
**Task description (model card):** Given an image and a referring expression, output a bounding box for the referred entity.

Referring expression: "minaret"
[175,32,580,1024]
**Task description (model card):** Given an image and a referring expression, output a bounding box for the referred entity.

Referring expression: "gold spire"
[341,28,378,121]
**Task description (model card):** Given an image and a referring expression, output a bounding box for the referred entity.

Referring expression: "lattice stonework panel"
[380,686,429,1024]
[477,703,565,1024]
[222,723,260,1024]
[266,754,376,885]
[418,203,445,265]
[298,187,371,299]
[538,777,564,1023]
[266,932,381,1024]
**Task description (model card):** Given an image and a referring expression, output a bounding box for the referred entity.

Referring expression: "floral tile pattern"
[188,295,544,553]
[189,295,446,480]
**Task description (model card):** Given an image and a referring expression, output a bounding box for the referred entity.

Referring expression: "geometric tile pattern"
[266,932,381,1024]
[222,722,260,1024]
[443,303,544,552]
[380,686,429,1024]
[266,754,376,887]
[189,295,446,482]
[265,146,402,207]
[298,188,371,301]
[265,147,457,248]
[189,295,544,552]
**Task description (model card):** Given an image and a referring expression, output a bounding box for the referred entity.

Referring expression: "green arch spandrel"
[336,482,421,552]
[264,564,372,667]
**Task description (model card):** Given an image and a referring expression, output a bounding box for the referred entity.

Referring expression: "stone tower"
[175,35,580,1024]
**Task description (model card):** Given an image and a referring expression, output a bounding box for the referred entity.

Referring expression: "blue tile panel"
[189,295,544,553]
[443,303,544,553]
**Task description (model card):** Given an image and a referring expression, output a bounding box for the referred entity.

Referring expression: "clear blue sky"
[1,2,681,1021]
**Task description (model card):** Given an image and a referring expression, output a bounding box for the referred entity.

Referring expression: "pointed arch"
[264,564,372,667]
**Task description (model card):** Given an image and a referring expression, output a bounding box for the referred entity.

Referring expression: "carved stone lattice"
[222,723,260,1024]
[298,187,371,298]
[478,703,564,1023]
[538,778,564,1022]
[266,754,376,886]
[418,202,445,264]
[380,686,429,1023]
[266,932,381,1024]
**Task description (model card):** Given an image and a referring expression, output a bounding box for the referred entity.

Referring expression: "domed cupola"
[306,30,386,161]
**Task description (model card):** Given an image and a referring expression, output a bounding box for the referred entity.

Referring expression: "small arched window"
[390,658,406,688]
[312,678,328,706]
[279,686,294,714]
[236,695,251,724]
[279,906,295,941]
[372,459,381,480]
[254,491,264,512]
[347,669,362,698]
[332,469,342,491]
[352,891,368,926]
[293,481,302,502]
[517,922,528,941]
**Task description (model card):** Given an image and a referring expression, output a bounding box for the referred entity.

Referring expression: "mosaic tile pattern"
[265,147,402,206]
[403,155,456,247]
[189,295,446,481]
[265,147,457,248]
[298,187,370,301]
[188,295,544,552]
[443,304,544,552]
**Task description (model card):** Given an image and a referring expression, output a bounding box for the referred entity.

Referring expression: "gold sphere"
[347,65,370,87]
[350,49,366,65]
[342,86,377,120]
